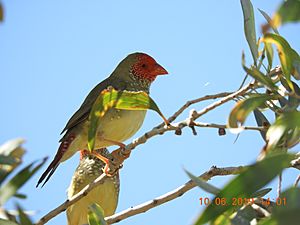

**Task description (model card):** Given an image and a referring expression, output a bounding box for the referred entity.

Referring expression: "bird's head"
[129,52,168,82]
[113,52,168,84]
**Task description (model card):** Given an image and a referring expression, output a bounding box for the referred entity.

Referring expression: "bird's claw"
[102,147,130,176]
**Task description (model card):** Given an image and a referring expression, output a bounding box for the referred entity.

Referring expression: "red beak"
[153,63,168,76]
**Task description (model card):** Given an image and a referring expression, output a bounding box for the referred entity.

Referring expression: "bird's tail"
[36,134,75,187]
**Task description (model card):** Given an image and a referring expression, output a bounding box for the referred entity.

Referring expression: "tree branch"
[105,166,244,224]
[35,82,254,225]
[35,173,107,225]
[123,82,255,154]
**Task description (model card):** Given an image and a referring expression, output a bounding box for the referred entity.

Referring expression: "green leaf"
[0,219,19,225]
[0,138,25,156]
[88,203,107,225]
[290,48,300,80]
[258,187,300,225]
[231,205,257,225]
[277,78,294,108]
[211,216,230,225]
[286,125,300,149]
[253,109,270,141]
[257,217,276,225]
[185,169,220,195]
[265,43,274,72]
[14,193,27,199]
[0,139,25,185]
[17,205,34,225]
[266,111,300,151]
[0,158,47,205]
[240,0,258,64]
[274,0,300,26]
[88,87,168,151]
[263,33,293,83]
[258,8,279,35]
[0,155,18,165]
[251,188,272,198]
[211,211,232,225]
[194,153,294,225]
[88,213,99,225]
[263,34,300,84]
[228,94,275,128]
[281,79,300,109]
[269,187,300,224]
[242,63,277,90]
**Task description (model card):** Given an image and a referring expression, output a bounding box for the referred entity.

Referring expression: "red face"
[131,53,168,82]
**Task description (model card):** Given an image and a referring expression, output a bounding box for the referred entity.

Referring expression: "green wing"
[60,77,111,135]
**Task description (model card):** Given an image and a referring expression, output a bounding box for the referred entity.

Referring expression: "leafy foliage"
[266,111,300,151]
[262,33,300,83]
[274,0,300,26]
[0,139,46,225]
[228,94,277,128]
[258,187,300,225]
[192,153,294,224]
[228,0,300,156]
[188,0,300,224]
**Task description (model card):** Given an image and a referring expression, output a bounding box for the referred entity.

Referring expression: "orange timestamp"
[258,197,287,206]
[199,197,287,206]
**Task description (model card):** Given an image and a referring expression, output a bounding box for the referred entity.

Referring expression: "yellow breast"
[61,109,146,162]
[94,109,147,148]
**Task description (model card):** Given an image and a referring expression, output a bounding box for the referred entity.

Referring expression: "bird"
[66,148,119,225]
[37,52,168,187]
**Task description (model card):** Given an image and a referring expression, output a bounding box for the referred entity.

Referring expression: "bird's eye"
[141,64,146,68]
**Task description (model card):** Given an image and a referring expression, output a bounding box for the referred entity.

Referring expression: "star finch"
[67,149,119,225]
[37,52,168,187]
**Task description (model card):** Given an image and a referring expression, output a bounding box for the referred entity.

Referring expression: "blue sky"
[1,1,299,225]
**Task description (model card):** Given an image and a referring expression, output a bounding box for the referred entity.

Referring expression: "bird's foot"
[102,137,126,149]
[91,151,112,175]
[93,139,129,176]
[105,147,130,175]
[111,147,131,163]
[96,147,130,177]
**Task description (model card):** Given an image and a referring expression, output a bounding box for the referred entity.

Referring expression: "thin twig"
[294,175,300,187]
[156,92,233,128]
[189,82,255,122]
[193,122,265,131]
[239,73,249,89]
[105,166,244,224]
